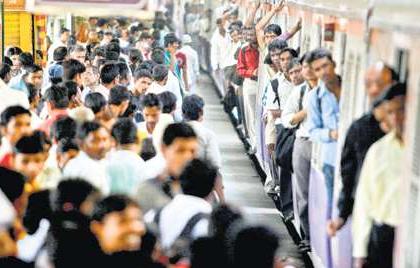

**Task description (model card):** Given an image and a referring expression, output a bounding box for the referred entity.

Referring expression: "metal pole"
[0,0,4,62]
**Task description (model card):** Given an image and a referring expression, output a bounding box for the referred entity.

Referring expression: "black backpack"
[274,83,306,172]
[153,208,209,264]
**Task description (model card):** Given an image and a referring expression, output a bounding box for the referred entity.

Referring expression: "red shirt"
[236,45,259,79]
[176,51,187,69]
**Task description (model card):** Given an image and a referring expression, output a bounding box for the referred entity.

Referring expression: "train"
[177,0,420,267]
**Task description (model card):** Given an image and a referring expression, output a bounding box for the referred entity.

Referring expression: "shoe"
[264,180,277,195]
[283,212,294,223]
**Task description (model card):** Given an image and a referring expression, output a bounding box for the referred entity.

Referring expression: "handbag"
[274,84,306,172]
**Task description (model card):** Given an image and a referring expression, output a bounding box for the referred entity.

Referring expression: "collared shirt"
[307,81,340,166]
[145,194,211,249]
[338,112,385,220]
[236,44,259,79]
[210,29,230,70]
[352,132,404,258]
[281,82,313,138]
[188,120,222,169]
[0,79,30,114]
[94,84,110,101]
[106,150,146,195]
[147,82,167,95]
[179,45,200,87]
[266,73,294,125]
[225,40,242,68]
[63,151,110,195]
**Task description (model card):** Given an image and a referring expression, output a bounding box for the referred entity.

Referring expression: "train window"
[395,49,409,83]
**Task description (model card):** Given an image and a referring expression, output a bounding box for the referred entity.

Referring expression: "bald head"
[365,62,395,101]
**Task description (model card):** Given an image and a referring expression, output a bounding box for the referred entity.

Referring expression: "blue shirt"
[307,81,340,167]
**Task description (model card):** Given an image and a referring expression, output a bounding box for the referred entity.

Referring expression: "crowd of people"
[0,11,297,268]
[208,1,406,267]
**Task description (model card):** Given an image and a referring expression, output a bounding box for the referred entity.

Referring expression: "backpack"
[153,208,209,264]
[274,84,306,171]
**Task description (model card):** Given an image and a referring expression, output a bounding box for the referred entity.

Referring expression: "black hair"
[164,33,180,48]
[6,46,23,57]
[299,52,311,64]
[0,63,11,80]
[182,94,204,121]
[27,83,40,104]
[60,28,70,35]
[280,47,299,58]
[162,122,196,146]
[62,59,86,81]
[93,46,106,58]
[210,204,243,240]
[57,138,79,154]
[77,121,103,141]
[141,93,161,109]
[106,42,121,55]
[51,116,77,142]
[14,133,45,154]
[140,138,156,161]
[180,159,217,198]
[105,50,120,61]
[152,64,168,82]
[51,179,98,212]
[109,85,130,105]
[139,32,152,41]
[100,63,120,84]
[60,80,78,100]
[1,105,31,126]
[91,195,139,222]
[306,48,334,65]
[0,167,26,203]
[264,24,282,36]
[267,39,288,53]
[129,48,143,64]
[84,92,107,114]
[117,62,130,81]
[23,190,52,235]
[25,64,43,74]
[230,225,279,268]
[151,49,165,64]
[134,68,152,81]
[286,58,301,72]
[3,56,13,66]
[158,91,177,114]
[44,85,69,109]
[383,64,400,82]
[111,117,138,145]
[264,54,273,65]
[137,60,156,72]
[53,47,68,62]
[19,52,34,67]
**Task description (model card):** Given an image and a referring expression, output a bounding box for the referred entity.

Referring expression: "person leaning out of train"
[352,83,407,268]
[306,48,341,210]
[280,53,318,242]
[327,63,396,237]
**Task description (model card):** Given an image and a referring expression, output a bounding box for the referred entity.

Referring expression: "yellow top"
[352,131,405,258]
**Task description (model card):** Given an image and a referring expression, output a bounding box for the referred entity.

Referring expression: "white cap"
[182,34,193,44]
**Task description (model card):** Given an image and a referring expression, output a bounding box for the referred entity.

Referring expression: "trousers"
[242,78,257,147]
[366,223,395,268]
[292,137,312,239]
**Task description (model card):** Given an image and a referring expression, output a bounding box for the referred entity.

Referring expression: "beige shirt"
[352,132,405,258]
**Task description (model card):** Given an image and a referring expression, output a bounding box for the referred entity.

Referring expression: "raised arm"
[244,1,260,28]
[284,17,302,40]
[255,1,285,48]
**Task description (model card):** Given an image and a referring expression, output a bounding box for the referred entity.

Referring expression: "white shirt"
[166,71,183,122]
[0,189,15,229]
[281,83,313,138]
[225,40,242,68]
[63,151,110,194]
[266,73,294,125]
[0,137,12,162]
[188,120,222,169]
[210,29,230,70]
[145,194,211,249]
[106,150,146,195]
[179,45,200,88]
[142,154,166,180]
[152,113,174,152]
[0,78,30,114]
[137,121,153,137]
[147,82,167,95]
[94,84,110,101]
